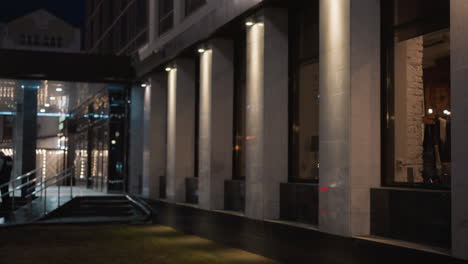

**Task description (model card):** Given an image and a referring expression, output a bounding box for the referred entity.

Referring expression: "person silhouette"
[0,152,13,208]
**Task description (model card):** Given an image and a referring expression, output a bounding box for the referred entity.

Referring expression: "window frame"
[380,0,451,190]
[158,0,174,36]
[288,1,320,184]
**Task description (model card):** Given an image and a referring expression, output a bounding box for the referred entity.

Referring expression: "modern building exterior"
[85,0,148,55]
[123,0,468,262]
[0,9,81,53]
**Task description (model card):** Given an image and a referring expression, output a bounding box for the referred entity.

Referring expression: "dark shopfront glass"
[195,55,200,178]
[72,90,109,190]
[69,85,127,193]
[382,0,451,188]
[233,29,247,181]
[289,0,320,183]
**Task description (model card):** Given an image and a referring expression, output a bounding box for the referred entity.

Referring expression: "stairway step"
[66,211,135,217]
[38,196,151,223]
[78,201,130,206]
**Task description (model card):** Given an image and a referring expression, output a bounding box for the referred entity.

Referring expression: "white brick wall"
[395,36,424,183]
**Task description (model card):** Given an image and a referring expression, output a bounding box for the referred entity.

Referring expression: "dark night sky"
[0,0,85,27]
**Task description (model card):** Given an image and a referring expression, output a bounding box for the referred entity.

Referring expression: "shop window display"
[382,0,450,187]
[289,0,320,183]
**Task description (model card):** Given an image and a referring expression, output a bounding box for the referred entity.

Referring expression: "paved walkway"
[0,224,279,264]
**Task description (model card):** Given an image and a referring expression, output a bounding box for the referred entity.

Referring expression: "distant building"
[0,9,81,53]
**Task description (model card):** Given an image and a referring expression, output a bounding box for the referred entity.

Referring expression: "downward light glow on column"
[245,20,255,27]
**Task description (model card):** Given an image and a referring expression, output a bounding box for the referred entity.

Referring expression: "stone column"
[14,81,40,197]
[128,85,144,195]
[451,0,468,260]
[142,73,167,199]
[394,38,425,183]
[166,59,196,203]
[198,39,234,210]
[245,8,289,220]
[319,0,380,236]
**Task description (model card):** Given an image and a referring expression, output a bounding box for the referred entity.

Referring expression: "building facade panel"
[85,0,148,55]
[128,0,467,261]
[451,0,468,260]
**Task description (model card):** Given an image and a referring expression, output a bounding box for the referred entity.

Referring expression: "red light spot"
[320,187,329,192]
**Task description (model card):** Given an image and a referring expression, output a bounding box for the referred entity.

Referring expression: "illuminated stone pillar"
[14,81,40,197]
[245,8,288,220]
[142,73,167,199]
[198,39,234,210]
[166,59,196,203]
[319,0,380,236]
[451,0,468,260]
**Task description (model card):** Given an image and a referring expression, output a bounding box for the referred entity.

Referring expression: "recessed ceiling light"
[198,48,205,53]
[50,97,56,100]
[165,67,172,72]
[56,87,63,92]
[40,109,46,113]
[45,104,50,107]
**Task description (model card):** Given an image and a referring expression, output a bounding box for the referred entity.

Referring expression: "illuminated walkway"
[0,225,278,264]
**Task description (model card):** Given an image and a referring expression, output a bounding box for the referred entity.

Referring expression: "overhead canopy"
[0,49,134,83]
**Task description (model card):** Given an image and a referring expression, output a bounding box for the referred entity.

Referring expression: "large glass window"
[289,0,320,183]
[194,55,200,178]
[185,0,206,17]
[159,0,174,35]
[233,29,247,180]
[382,0,450,188]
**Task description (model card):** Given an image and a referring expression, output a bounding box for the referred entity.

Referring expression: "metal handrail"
[108,179,125,184]
[27,171,73,198]
[1,166,76,223]
[0,167,43,191]
[38,167,74,186]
